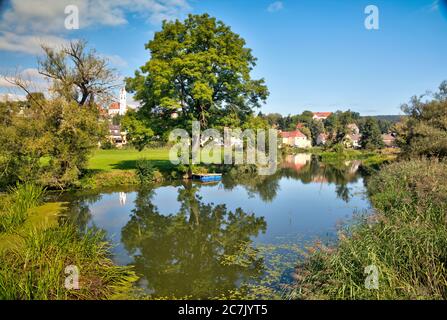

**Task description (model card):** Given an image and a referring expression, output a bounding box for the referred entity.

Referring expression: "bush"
[135,159,156,184]
[101,140,115,150]
[291,159,447,300]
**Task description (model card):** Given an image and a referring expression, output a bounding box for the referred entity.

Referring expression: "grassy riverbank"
[80,148,171,188]
[82,147,394,189]
[0,184,137,300]
[291,159,447,300]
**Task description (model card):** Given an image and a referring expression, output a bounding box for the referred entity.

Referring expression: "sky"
[0,0,446,115]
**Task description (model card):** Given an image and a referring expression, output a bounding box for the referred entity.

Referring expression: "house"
[108,124,127,147]
[316,133,329,146]
[382,133,397,147]
[347,123,360,135]
[344,133,362,149]
[312,112,332,121]
[108,88,128,116]
[280,129,312,148]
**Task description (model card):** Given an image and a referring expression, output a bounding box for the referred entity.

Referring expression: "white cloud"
[0,0,191,33]
[0,0,191,54]
[0,78,17,88]
[0,31,70,54]
[102,54,129,68]
[267,1,284,13]
[0,68,49,91]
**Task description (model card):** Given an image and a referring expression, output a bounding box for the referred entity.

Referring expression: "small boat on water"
[191,173,223,182]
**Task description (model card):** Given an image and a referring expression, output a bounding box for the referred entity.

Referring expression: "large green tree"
[359,117,385,150]
[397,80,447,158]
[324,110,360,144]
[126,14,269,134]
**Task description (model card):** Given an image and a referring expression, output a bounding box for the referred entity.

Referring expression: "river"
[56,154,371,299]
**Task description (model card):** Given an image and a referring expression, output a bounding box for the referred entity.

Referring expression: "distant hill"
[362,115,404,123]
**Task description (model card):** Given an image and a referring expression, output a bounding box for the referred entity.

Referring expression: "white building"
[280,130,312,149]
[108,88,128,116]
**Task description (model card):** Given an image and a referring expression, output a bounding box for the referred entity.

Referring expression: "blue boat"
[192,173,222,182]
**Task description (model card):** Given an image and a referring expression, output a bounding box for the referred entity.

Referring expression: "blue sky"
[0,0,446,115]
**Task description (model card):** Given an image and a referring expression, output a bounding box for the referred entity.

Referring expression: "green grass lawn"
[87,148,173,172]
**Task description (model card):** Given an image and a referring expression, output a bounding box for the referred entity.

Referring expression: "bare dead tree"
[38,40,120,107]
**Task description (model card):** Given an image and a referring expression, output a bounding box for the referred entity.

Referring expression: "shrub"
[135,159,155,184]
[101,140,115,150]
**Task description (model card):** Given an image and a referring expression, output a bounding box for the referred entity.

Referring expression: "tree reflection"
[221,155,362,203]
[61,193,103,231]
[120,182,267,299]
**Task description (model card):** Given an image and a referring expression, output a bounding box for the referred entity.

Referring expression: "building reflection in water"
[119,192,127,206]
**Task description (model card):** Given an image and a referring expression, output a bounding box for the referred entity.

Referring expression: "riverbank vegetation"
[291,81,447,300]
[0,184,137,299]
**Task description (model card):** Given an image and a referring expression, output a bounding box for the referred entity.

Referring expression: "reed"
[0,183,45,232]
[0,225,137,300]
[291,159,447,300]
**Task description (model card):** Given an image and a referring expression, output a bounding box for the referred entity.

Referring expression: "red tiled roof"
[280,130,307,139]
[109,102,120,110]
[313,112,332,118]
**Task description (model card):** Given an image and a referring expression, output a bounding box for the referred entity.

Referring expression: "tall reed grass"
[291,159,447,300]
[0,183,137,299]
[0,225,137,299]
[0,183,45,232]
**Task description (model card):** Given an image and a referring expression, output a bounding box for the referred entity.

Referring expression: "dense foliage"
[0,98,106,189]
[126,13,269,138]
[0,41,114,189]
[359,117,385,150]
[396,81,447,158]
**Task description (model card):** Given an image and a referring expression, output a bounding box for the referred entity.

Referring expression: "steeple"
[119,87,127,116]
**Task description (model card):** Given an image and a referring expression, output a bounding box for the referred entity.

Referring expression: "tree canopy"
[397,81,447,158]
[126,14,269,134]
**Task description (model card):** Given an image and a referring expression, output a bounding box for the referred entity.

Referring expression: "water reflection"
[119,192,127,206]
[222,154,363,203]
[62,154,370,299]
[121,183,267,298]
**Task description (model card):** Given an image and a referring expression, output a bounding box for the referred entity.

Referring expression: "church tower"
[119,87,127,116]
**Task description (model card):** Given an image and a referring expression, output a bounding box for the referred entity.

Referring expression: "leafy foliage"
[121,111,154,151]
[397,81,447,158]
[126,14,269,133]
[359,117,385,150]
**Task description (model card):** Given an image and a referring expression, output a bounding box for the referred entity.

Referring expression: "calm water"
[59,154,371,299]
